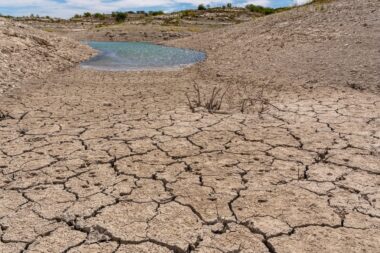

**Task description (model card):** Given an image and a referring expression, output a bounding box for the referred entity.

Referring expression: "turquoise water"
[81,41,206,71]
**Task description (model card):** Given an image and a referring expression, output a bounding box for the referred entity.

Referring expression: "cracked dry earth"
[1,1,380,253]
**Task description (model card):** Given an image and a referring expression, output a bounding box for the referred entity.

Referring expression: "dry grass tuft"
[185,80,279,115]
[237,79,282,115]
[0,110,12,120]
[240,84,269,114]
[186,83,230,113]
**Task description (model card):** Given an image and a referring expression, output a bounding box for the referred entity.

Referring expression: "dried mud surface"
[0,0,379,252]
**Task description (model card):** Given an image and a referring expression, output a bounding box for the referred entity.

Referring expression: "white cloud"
[244,0,271,7]
[293,0,312,5]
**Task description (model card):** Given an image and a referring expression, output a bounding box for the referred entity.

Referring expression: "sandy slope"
[0,18,95,94]
[170,0,380,93]
[0,0,379,253]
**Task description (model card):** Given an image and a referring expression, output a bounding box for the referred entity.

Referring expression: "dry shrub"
[347,81,364,91]
[0,110,12,120]
[237,78,281,115]
[239,84,269,114]
[185,79,280,115]
[186,82,230,113]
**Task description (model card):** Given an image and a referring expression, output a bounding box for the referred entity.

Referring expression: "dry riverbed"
[0,0,379,252]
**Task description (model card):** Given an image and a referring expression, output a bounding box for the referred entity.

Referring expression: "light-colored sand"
[0,0,379,252]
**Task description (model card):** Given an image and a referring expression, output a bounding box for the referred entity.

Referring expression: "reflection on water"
[81,41,206,71]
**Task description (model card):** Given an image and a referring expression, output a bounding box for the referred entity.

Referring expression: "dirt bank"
[0,18,95,94]
[169,0,380,94]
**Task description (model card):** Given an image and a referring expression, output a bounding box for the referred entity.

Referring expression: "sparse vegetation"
[347,81,364,91]
[185,81,277,115]
[311,0,333,4]
[61,3,302,29]
[245,4,275,15]
[0,110,12,120]
[198,4,207,11]
[180,10,196,18]
[0,13,13,18]
[149,10,164,16]
[114,12,127,23]
[186,83,230,113]
[15,2,302,34]
[93,13,106,20]
[239,84,269,114]
[17,128,28,136]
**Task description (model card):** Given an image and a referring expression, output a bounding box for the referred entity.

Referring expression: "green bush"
[181,10,196,18]
[149,10,164,16]
[93,13,105,20]
[245,4,275,15]
[0,13,12,18]
[83,12,91,18]
[198,4,207,11]
[115,12,127,22]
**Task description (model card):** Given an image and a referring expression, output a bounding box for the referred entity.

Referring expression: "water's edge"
[81,41,206,72]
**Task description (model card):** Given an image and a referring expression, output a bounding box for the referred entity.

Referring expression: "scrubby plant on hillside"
[163,17,180,26]
[83,12,91,18]
[180,10,197,18]
[0,13,13,18]
[311,0,333,3]
[115,12,127,22]
[93,13,106,20]
[71,14,82,19]
[245,4,275,15]
[149,10,164,16]
[198,4,207,11]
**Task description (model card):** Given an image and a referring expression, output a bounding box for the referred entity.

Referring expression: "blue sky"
[0,0,311,19]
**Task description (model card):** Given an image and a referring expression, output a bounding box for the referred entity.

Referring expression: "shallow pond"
[81,41,206,71]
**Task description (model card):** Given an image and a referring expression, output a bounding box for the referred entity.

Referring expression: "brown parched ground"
[0,0,379,252]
